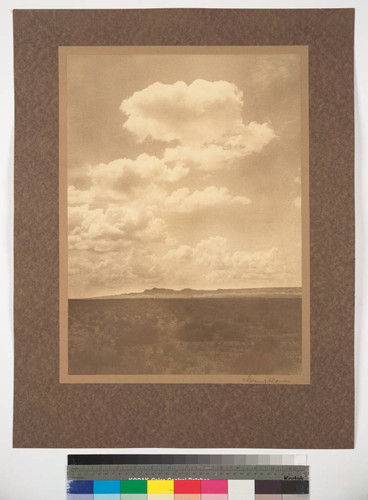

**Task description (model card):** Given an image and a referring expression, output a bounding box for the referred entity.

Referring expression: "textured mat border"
[13,9,354,448]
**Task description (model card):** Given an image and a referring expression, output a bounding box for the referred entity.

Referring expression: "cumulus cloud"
[68,247,160,297]
[68,204,168,252]
[89,154,189,190]
[69,154,189,208]
[68,78,283,296]
[67,144,253,261]
[225,121,276,154]
[156,236,285,290]
[164,186,251,213]
[68,179,250,256]
[68,235,288,297]
[163,144,240,171]
[161,122,275,172]
[68,185,95,206]
[121,79,276,171]
[120,79,244,145]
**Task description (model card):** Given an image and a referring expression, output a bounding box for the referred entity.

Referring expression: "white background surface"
[0,1,367,499]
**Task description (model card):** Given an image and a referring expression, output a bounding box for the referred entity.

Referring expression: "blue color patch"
[67,480,94,494]
[94,480,121,494]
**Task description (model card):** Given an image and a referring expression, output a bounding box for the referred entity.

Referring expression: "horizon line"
[69,284,303,300]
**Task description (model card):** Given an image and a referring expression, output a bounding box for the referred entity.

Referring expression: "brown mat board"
[13,9,354,448]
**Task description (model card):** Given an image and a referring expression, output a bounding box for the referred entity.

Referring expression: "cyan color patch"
[94,480,121,494]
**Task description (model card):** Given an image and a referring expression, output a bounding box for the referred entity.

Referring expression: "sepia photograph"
[59,46,309,383]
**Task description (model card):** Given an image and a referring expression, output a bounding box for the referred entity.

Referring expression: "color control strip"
[67,479,309,499]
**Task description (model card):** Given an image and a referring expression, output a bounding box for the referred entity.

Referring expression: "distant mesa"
[143,287,176,294]
[87,286,302,300]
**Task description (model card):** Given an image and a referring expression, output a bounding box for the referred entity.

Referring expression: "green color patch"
[121,481,148,494]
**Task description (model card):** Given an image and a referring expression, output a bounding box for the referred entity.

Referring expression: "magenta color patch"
[201,481,228,494]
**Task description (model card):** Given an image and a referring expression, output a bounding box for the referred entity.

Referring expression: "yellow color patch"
[147,481,174,494]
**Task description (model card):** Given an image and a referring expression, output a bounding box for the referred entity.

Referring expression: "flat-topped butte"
[90,286,302,300]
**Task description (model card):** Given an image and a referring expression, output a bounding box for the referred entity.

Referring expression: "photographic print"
[59,46,309,383]
[14,8,354,448]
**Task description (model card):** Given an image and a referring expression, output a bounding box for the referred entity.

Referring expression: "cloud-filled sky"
[66,51,303,298]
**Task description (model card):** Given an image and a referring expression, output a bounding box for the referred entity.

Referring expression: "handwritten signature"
[241,375,289,384]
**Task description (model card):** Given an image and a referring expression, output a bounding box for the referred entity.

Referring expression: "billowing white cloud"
[89,154,189,190]
[68,204,168,252]
[68,235,289,297]
[121,79,276,171]
[164,186,251,213]
[68,185,95,206]
[225,121,276,154]
[163,144,240,171]
[68,248,156,297]
[120,79,244,145]
[163,122,275,171]
[68,146,252,261]
[68,154,189,208]
[68,179,250,256]
[68,78,283,296]
[160,237,284,287]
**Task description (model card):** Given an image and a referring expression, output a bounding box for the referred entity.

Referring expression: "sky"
[66,50,303,298]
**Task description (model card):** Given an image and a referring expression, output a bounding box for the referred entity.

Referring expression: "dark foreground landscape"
[68,292,302,375]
